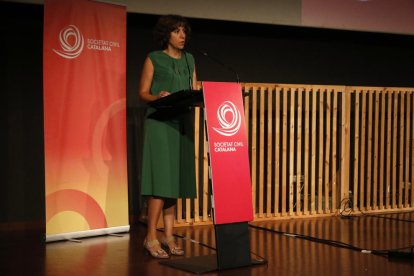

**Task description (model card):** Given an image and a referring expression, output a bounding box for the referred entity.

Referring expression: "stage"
[1,213,413,276]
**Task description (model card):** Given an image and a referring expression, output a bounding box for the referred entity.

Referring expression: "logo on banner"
[53,25,84,59]
[213,101,241,136]
[53,25,121,59]
[212,101,244,153]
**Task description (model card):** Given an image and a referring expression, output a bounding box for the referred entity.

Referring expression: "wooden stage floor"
[1,212,414,275]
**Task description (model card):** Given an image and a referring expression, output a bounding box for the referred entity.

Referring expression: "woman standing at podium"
[138,14,197,259]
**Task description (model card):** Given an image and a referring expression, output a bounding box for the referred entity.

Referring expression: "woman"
[138,14,197,259]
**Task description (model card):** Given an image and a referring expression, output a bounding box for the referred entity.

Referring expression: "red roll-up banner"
[203,82,253,224]
[43,0,128,241]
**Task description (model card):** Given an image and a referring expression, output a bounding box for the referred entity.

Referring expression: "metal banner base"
[160,254,266,274]
[160,254,217,274]
[160,223,267,274]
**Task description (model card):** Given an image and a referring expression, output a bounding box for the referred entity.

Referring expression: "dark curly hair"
[153,14,191,49]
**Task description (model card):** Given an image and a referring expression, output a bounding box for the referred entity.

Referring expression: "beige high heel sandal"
[161,236,184,256]
[143,239,169,259]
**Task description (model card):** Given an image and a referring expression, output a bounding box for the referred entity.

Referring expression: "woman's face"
[168,25,186,50]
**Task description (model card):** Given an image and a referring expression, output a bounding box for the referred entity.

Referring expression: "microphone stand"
[183,50,193,90]
[195,49,240,83]
[193,48,251,96]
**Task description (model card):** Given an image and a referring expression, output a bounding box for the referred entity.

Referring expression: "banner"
[203,82,253,224]
[43,0,128,241]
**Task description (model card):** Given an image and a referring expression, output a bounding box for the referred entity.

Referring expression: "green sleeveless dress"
[140,51,196,199]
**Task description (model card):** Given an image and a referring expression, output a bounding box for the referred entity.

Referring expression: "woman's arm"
[138,57,170,102]
[192,65,198,90]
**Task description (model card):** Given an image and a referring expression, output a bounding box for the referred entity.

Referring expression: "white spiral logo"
[53,25,84,59]
[213,101,241,136]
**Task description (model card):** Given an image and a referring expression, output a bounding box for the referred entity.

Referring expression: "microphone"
[183,51,193,90]
[195,48,240,83]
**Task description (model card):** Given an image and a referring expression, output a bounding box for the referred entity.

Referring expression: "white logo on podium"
[213,101,241,136]
[53,25,84,59]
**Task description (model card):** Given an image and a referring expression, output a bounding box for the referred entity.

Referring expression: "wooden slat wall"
[350,87,414,215]
[174,83,414,226]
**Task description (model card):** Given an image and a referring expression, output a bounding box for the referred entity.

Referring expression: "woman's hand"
[159,91,170,98]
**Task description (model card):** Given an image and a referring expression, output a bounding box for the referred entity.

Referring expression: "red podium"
[151,82,264,273]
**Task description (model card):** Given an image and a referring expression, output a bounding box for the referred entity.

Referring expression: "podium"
[151,83,265,273]
[148,89,203,108]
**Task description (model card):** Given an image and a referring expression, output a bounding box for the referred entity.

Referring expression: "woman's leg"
[162,203,175,238]
[144,196,169,258]
[162,200,184,255]
[146,196,164,241]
